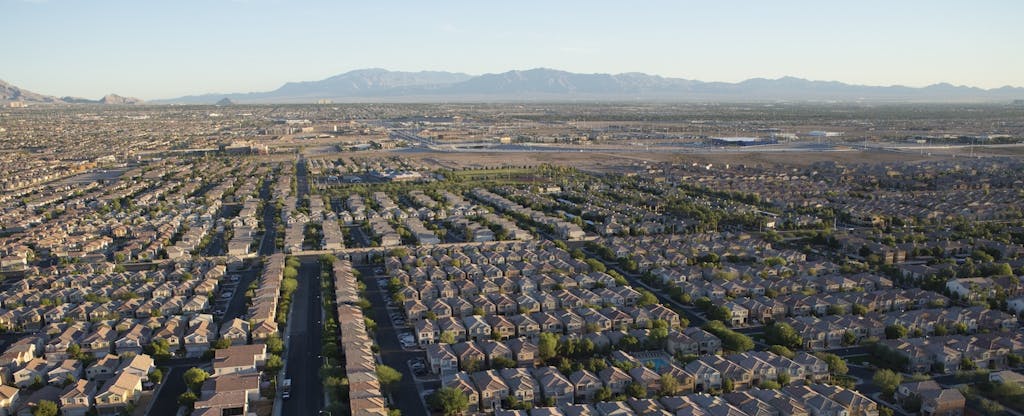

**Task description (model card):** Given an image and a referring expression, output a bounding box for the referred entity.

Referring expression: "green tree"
[768,345,795,359]
[178,391,198,408]
[722,377,735,393]
[431,387,469,416]
[265,354,283,372]
[659,374,680,396]
[148,338,172,360]
[538,332,559,362]
[765,322,803,349]
[32,400,58,416]
[149,368,163,384]
[851,304,868,315]
[440,331,456,344]
[842,331,857,346]
[873,369,902,399]
[212,338,231,349]
[183,367,210,391]
[815,353,848,378]
[491,356,517,370]
[703,321,754,352]
[626,382,647,399]
[707,306,732,323]
[637,290,659,307]
[885,324,908,339]
[377,364,403,391]
[266,334,284,355]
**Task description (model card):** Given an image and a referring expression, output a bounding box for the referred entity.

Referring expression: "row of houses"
[334,259,389,416]
[446,357,867,416]
[411,302,682,345]
[487,384,876,416]
[471,189,585,241]
[878,331,1024,374]
[781,305,1017,350]
[246,254,284,341]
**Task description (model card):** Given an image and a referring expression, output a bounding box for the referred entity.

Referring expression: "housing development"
[0,103,1022,416]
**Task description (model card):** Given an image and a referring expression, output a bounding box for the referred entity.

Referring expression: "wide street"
[282,257,326,415]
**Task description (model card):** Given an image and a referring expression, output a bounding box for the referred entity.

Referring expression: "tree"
[149,368,164,384]
[885,324,908,340]
[851,304,868,315]
[768,345,795,359]
[815,353,848,377]
[703,321,754,353]
[178,390,198,408]
[637,290,659,307]
[626,382,647,399]
[266,334,284,355]
[765,322,803,349]
[538,332,559,362]
[148,338,172,360]
[659,374,680,396]
[32,400,58,416]
[265,354,283,372]
[491,356,517,370]
[707,306,732,323]
[722,377,735,393]
[842,331,857,346]
[212,338,231,349]
[377,365,402,391]
[431,387,469,416]
[594,386,612,402]
[585,259,606,273]
[183,367,209,391]
[872,369,902,399]
[440,331,456,344]
[960,357,977,371]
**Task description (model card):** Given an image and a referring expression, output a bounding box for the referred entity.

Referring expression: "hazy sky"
[3,0,1022,99]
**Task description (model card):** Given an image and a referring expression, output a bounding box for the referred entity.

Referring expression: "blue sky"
[3,0,1022,99]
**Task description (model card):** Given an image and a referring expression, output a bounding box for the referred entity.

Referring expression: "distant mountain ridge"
[0,79,142,105]
[8,70,1024,104]
[157,68,1024,104]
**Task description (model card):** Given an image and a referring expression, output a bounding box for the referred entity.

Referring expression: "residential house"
[533,366,574,406]
[59,380,96,416]
[94,371,142,416]
[212,344,266,376]
[471,370,510,412]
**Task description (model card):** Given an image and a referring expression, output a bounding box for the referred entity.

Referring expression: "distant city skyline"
[3,0,1023,100]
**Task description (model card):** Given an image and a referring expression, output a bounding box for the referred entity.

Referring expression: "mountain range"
[1,80,143,105]
[156,68,1024,104]
[6,69,1024,105]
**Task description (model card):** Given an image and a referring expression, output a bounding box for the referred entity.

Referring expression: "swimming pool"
[642,357,671,372]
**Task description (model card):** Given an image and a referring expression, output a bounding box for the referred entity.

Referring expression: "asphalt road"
[145,357,208,416]
[259,176,279,256]
[282,257,325,415]
[356,265,432,416]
